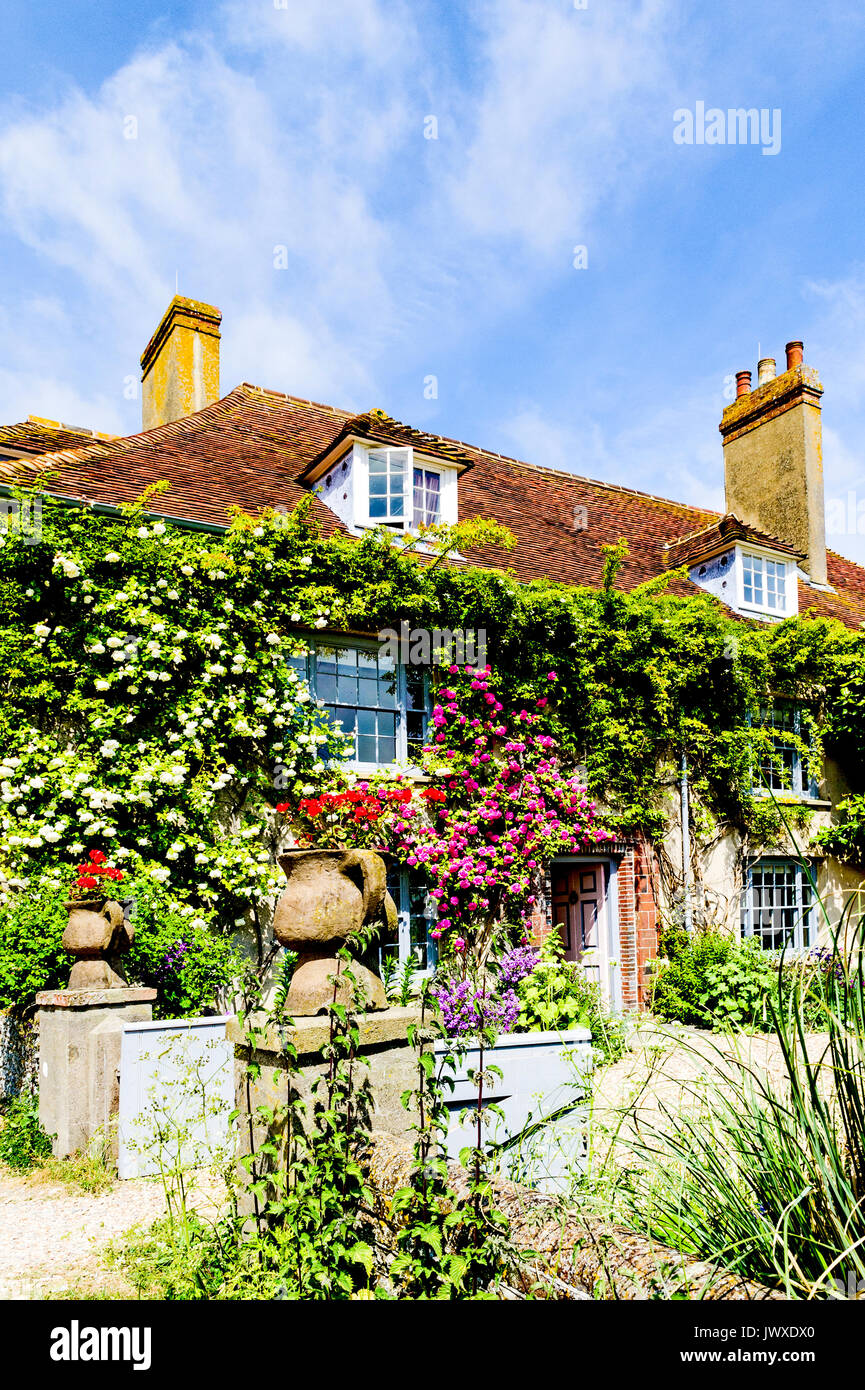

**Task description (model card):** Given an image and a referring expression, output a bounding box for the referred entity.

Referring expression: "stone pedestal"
[35,987,157,1159]
[228,1006,422,1214]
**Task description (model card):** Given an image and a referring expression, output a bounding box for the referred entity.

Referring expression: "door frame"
[550,855,623,1013]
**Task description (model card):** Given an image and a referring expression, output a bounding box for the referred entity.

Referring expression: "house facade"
[3,298,865,1011]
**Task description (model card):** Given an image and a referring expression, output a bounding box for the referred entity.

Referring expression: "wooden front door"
[551,863,606,979]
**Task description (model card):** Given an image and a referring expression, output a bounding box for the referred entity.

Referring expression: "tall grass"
[595,888,865,1298]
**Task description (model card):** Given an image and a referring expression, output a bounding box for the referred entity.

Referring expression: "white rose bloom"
[265,633,280,645]
[136,526,150,538]
[94,679,110,691]
[152,522,166,535]
[314,617,327,629]
[106,637,123,649]
[34,624,51,638]
[104,551,121,563]
[180,565,194,576]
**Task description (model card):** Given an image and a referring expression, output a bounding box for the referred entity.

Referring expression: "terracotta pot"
[62,897,133,990]
[273,849,396,1015]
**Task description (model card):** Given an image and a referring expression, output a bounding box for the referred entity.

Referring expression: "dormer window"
[741,552,787,614]
[668,516,801,622]
[302,419,466,536]
[366,447,444,531]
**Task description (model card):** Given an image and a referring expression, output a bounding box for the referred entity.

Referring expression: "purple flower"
[433,979,520,1038]
[498,941,541,989]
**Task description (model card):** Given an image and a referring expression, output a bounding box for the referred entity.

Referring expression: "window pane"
[357,707,377,738]
[357,735,378,764]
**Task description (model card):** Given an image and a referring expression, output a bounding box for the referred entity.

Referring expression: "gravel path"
[0,1168,224,1299]
[591,1021,832,1162]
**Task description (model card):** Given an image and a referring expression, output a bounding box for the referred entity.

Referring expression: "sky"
[1,0,865,562]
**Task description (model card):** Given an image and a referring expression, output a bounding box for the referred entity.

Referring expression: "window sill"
[750,793,831,810]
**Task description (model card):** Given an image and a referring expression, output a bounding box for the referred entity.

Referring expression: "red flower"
[88,849,107,865]
[421,787,447,804]
[76,875,99,891]
[276,802,290,813]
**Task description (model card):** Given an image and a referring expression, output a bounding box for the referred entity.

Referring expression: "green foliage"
[650,924,832,1033]
[394,956,416,1008]
[0,875,70,1010]
[516,935,627,1063]
[41,1144,115,1195]
[0,1093,53,1169]
[650,925,776,1030]
[123,876,239,1019]
[1,492,864,1011]
[0,867,238,1016]
[111,949,521,1300]
[818,794,865,869]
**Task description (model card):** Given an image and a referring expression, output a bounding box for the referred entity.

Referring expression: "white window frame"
[378,866,438,974]
[353,442,453,534]
[291,637,430,773]
[751,701,820,801]
[736,547,794,619]
[741,857,815,953]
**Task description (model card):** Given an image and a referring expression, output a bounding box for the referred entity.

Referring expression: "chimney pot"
[735,370,752,398]
[757,357,776,386]
[785,340,804,370]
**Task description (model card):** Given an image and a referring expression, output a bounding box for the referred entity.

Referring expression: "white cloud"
[446,0,675,254]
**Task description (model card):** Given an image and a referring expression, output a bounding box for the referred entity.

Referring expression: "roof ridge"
[238,382,355,418]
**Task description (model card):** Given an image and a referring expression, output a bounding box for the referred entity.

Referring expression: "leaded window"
[741,858,814,952]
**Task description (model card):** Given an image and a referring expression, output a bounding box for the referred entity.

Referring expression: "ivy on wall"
[0,487,863,1008]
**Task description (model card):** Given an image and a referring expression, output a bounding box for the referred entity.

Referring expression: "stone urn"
[273,849,397,1015]
[62,897,134,991]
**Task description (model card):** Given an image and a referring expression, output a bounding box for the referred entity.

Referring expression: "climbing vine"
[0,484,863,1008]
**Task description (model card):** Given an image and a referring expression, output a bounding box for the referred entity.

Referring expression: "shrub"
[516,935,627,1063]
[0,876,71,1012]
[650,925,776,1031]
[650,925,836,1033]
[0,1094,53,1169]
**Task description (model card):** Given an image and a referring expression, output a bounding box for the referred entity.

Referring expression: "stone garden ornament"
[273,848,396,1014]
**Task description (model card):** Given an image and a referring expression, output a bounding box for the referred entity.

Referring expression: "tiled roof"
[0,416,116,468]
[301,408,475,478]
[662,514,804,569]
[1,384,864,628]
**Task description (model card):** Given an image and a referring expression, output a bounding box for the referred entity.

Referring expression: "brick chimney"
[720,341,826,585]
[140,296,222,431]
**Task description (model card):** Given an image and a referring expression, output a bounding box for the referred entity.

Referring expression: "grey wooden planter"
[433,1027,593,1191]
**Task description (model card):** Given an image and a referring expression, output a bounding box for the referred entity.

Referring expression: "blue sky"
[2,0,865,562]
